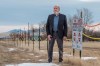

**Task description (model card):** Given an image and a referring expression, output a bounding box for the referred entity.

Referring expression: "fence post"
[28,22,30,46]
[32,26,34,51]
[16,31,19,47]
[39,25,40,50]
[24,28,26,46]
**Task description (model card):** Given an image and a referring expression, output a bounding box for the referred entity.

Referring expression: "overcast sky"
[0,0,100,32]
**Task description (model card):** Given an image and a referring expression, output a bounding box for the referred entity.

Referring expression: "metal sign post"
[80,11,83,58]
[73,49,75,56]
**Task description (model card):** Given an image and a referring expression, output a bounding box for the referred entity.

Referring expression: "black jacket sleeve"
[46,15,50,36]
[63,15,67,37]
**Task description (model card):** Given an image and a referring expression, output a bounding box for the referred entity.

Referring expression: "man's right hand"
[48,35,52,41]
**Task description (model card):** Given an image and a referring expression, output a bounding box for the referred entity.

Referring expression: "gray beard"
[54,12,59,16]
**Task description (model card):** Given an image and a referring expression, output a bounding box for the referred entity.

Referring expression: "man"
[46,5,67,63]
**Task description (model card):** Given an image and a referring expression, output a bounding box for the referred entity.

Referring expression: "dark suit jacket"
[46,13,67,39]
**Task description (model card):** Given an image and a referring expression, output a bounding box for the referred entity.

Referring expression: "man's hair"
[54,5,60,11]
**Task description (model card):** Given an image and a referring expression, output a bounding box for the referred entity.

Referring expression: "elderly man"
[46,5,67,63]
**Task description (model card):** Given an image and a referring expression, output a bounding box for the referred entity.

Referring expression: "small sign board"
[72,18,83,50]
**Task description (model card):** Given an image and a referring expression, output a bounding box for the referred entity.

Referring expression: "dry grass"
[0,40,100,66]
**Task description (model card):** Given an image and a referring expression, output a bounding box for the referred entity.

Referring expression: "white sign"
[72,18,83,50]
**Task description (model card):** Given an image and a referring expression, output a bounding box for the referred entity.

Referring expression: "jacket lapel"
[51,14,55,28]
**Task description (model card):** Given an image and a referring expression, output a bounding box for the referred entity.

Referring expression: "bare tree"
[75,8,93,41]
[39,21,47,40]
[76,8,93,24]
[67,15,73,39]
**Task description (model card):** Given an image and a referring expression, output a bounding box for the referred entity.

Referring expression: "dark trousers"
[48,32,63,62]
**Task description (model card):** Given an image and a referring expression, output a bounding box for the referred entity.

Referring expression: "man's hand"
[48,35,52,41]
[63,36,67,41]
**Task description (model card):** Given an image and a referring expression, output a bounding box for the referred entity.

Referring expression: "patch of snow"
[81,57,98,60]
[53,52,66,54]
[64,54,73,57]
[8,48,17,51]
[35,56,40,57]
[53,52,98,61]
[6,63,59,66]
[53,52,58,54]
[38,59,47,62]
[29,53,34,55]
[40,50,45,53]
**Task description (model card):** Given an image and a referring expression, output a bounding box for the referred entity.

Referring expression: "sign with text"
[72,18,83,50]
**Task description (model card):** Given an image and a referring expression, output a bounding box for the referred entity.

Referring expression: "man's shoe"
[59,61,62,63]
[48,61,52,63]
[48,60,52,63]
[59,60,63,62]
[59,59,63,62]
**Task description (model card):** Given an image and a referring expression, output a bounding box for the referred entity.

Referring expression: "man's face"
[53,6,60,15]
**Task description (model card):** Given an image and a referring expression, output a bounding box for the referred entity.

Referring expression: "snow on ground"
[81,57,98,60]
[28,53,34,55]
[35,56,40,57]
[8,48,17,51]
[53,52,98,60]
[40,50,45,52]
[38,59,47,62]
[63,54,73,57]
[6,63,59,66]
